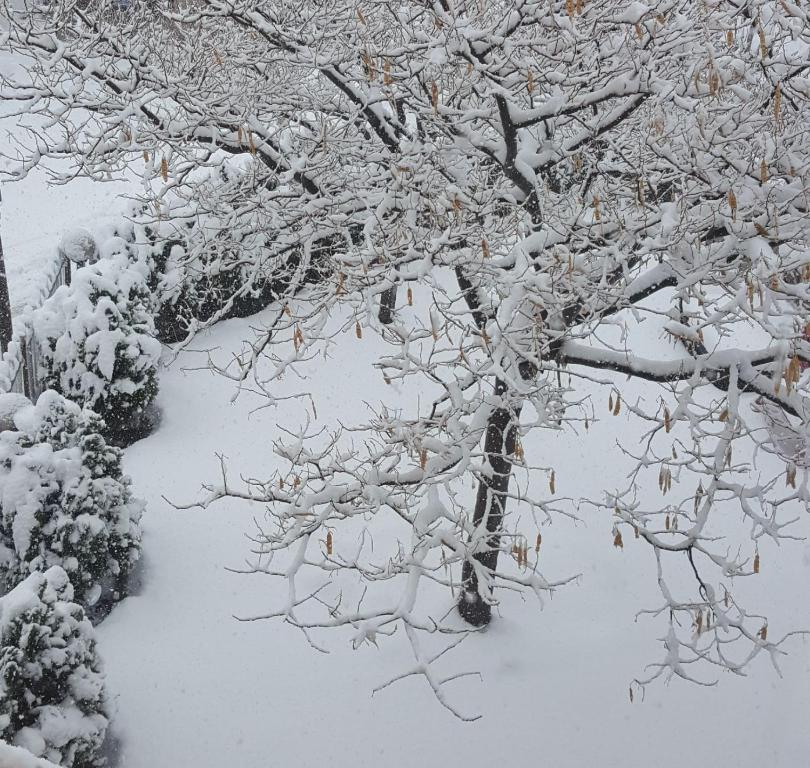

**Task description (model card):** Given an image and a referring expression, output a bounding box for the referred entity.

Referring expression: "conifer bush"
[0,566,109,768]
[33,247,161,437]
[0,391,143,611]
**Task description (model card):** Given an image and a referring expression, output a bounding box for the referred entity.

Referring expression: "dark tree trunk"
[0,191,13,353]
[378,285,397,325]
[458,377,523,626]
[453,261,537,627]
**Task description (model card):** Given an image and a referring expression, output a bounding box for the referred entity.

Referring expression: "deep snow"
[0,9,806,766]
[96,307,810,768]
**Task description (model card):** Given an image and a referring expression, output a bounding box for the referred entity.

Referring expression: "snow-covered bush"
[33,246,160,436]
[0,391,143,610]
[0,566,108,768]
[136,155,334,343]
[0,741,64,768]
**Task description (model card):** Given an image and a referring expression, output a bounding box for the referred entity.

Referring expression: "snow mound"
[58,229,98,266]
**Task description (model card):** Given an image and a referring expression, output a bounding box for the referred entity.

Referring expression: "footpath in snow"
[98,308,810,768]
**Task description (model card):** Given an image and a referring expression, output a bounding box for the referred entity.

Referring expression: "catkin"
[774,83,782,127]
[758,23,767,59]
[727,189,737,221]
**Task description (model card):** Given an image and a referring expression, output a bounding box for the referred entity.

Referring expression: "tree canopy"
[2,0,809,717]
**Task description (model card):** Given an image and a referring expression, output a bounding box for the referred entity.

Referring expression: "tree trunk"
[458,377,522,626]
[0,191,13,353]
[378,285,397,325]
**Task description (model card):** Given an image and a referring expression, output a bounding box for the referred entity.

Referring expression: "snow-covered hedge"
[32,243,160,436]
[0,566,109,768]
[136,155,334,342]
[135,158,275,342]
[0,391,143,611]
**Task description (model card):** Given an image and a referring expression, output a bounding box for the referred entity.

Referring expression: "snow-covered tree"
[0,391,143,611]
[0,566,109,768]
[2,0,809,716]
[32,246,161,438]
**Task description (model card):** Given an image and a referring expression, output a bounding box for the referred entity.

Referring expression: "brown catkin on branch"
[774,82,782,128]
[758,23,768,59]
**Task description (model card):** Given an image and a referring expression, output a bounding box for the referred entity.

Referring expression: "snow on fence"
[0,255,71,400]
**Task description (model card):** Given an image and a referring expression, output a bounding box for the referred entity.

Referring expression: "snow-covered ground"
[0,45,136,391]
[0,36,134,319]
[0,8,807,767]
[97,308,810,768]
[0,171,132,316]
[1,119,807,764]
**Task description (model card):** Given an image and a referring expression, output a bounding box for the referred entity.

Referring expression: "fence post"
[20,337,32,399]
